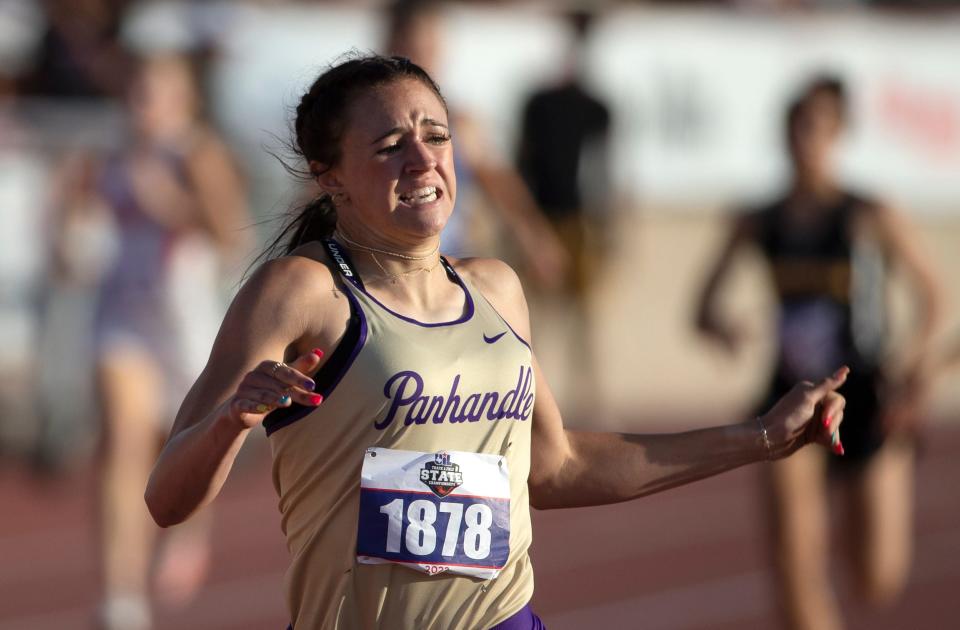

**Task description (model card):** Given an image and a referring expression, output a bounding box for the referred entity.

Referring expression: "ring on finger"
[271,361,284,377]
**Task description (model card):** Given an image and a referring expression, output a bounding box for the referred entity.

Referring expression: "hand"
[759,366,849,459]
[224,348,325,429]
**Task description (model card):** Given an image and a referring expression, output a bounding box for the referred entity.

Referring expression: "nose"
[405,139,437,173]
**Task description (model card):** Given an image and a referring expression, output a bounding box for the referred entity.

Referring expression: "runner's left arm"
[459,256,846,511]
[528,357,844,509]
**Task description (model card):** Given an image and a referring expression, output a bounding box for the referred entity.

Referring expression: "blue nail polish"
[304,379,316,390]
[279,394,292,406]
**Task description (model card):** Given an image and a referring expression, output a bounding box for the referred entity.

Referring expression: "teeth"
[400,186,438,205]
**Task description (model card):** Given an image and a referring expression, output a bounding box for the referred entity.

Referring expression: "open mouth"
[398,186,441,206]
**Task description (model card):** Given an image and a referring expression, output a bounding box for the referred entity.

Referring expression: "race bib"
[356,447,510,579]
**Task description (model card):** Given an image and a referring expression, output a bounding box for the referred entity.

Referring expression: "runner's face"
[331,78,455,243]
[789,93,843,178]
[129,56,198,140]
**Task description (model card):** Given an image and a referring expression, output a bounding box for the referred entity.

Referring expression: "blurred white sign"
[208,5,960,214]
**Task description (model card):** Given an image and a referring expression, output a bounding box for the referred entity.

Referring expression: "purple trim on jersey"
[354,258,475,328]
[323,238,475,328]
[262,270,369,436]
[490,604,547,630]
[500,316,531,351]
[474,290,531,350]
[323,283,369,395]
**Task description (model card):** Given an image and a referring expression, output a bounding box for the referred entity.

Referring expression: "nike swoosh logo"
[483,332,507,344]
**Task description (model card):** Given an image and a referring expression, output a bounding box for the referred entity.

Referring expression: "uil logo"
[419,451,464,498]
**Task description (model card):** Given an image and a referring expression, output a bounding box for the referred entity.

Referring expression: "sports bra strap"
[439,256,459,283]
[322,237,460,288]
[321,238,365,291]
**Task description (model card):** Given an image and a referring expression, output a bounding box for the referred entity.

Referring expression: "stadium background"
[0,1,957,628]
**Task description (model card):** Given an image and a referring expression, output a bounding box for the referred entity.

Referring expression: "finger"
[815,391,845,451]
[811,365,850,397]
[238,386,296,409]
[831,425,845,456]
[261,348,325,391]
[244,373,321,406]
[287,348,327,381]
[229,398,274,428]
[820,391,847,429]
[233,398,273,416]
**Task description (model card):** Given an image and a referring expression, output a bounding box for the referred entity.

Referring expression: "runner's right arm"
[145,254,342,526]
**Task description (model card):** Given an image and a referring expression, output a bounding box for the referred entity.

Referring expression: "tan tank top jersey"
[264,239,536,629]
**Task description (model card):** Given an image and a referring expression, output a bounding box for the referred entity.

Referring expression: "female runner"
[147,55,848,629]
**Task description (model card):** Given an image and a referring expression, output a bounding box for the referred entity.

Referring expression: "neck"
[333,225,442,286]
[334,224,438,258]
[791,169,838,202]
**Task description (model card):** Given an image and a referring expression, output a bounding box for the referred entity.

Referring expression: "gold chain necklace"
[333,230,441,284]
[333,230,438,260]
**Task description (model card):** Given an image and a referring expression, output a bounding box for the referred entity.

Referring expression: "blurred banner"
[588,9,960,213]
[153,3,960,215]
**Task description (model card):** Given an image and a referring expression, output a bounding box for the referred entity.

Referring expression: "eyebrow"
[371,118,449,145]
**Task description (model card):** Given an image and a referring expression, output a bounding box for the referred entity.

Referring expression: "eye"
[377,141,403,156]
[427,132,451,145]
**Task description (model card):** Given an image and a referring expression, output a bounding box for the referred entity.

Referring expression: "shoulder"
[846,194,912,252]
[726,206,766,243]
[249,245,337,297]
[841,190,890,228]
[227,245,341,339]
[451,257,531,338]
[739,193,794,233]
[842,188,880,211]
[453,256,524,301]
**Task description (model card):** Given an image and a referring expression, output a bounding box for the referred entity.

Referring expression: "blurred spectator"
[384,0,569,290]
[51,51,251,629]
[695,76,945,630]
[19,0,134,101]
[516,8,613,418]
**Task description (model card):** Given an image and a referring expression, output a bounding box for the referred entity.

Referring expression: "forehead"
[344,78,447,138]
[791,98,841,137]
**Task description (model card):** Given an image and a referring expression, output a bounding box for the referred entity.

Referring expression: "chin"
[406,216,449,240]
[395,205,452,239]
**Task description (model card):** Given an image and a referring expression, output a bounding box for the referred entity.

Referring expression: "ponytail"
[282,194,338,255]
[245,194,337,277]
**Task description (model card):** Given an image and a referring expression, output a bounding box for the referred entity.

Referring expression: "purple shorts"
[490,603,547,630]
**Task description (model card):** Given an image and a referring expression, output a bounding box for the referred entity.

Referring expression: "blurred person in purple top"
[56,52,250,629]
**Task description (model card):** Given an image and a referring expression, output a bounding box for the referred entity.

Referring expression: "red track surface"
[1,426,956,630]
